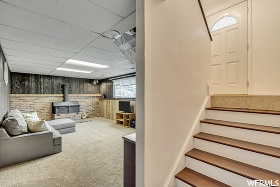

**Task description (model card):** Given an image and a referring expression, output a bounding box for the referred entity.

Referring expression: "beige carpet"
[0,118,135,187]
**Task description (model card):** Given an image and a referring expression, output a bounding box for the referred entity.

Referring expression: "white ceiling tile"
[1,39,73,58]
[90,0,136,17]
[74,46,126,62]
[9,62,56,69]
[112,12,136,33]
[9,64,53,75]
[3,0,122,33]
[5,49,67,63]
[1,0,135,79]
[0,25,96,53]
[7,57,62,66]
[58,0,122,33]
[1,0,60,18]
[0,2,94,41]
[91,37,120,52]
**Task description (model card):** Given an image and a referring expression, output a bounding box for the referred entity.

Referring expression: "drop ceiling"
[0,0,136,79]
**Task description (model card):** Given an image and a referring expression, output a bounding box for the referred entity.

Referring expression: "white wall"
[202,0,246,16]
[249,0,280,95]
[136,0,145,186]
[143,0,211,186]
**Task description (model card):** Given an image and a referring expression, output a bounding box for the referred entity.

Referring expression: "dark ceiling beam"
[102,72,136,81]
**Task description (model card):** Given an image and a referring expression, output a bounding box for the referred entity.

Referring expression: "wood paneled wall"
[100,80,113,98]
[102,99,119,120]
[11,72,100,94]
[101,99,136,120]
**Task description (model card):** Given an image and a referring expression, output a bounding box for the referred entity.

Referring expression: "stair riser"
[185,157,260,187]
[200,123,280,148]
[176,180,192,187]
[194,139,280,173]
[210,95,280,111]
[206,110,280,127]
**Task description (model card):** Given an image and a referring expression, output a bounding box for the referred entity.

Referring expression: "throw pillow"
[2,117,26,136]
[22,112,40,121]
[2,110,28,136]
[27,120,48,133]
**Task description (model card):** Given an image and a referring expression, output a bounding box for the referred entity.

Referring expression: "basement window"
[113,77,136,99]
[212,16,237,32]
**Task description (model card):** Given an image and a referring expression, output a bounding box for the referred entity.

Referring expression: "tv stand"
[116,112,135,127]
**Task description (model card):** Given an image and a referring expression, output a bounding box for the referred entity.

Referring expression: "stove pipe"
[61,84,69,102]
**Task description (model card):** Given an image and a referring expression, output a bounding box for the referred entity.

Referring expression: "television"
[119,101,131,113]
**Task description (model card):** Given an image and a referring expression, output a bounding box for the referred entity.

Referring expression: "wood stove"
[52,101,80,114]
[52,85,80,115]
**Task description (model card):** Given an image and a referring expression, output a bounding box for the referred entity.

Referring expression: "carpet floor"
[0,118,135,187]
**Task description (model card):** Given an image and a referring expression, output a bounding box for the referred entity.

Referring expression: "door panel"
[208,2,248,94]
[226,61,238,84]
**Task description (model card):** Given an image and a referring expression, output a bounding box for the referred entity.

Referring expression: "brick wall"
[10,94,102,120]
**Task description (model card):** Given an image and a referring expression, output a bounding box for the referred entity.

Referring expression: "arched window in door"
[211,16,237,32]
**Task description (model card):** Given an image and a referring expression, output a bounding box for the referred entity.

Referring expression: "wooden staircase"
[176,107,280,187]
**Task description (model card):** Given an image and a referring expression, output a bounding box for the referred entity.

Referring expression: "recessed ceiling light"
[66,59,109,69]
[56,67,92,74]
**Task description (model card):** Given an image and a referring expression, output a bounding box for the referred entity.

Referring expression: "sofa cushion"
[2,118,25,136]
[47,119,75,130]
[8,110,28,131]
[2,110,28,136]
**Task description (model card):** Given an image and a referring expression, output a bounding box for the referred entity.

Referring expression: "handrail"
[198,0,213,41]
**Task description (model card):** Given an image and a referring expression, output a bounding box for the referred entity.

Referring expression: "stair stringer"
[164,96,210,187]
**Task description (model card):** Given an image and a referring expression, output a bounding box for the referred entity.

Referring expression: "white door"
[208,2,248,94]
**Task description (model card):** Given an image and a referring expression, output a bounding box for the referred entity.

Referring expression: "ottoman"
[47,119,76,134]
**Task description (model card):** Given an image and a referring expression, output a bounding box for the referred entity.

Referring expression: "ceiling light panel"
[56,67,92,74]
[66,59,109,69]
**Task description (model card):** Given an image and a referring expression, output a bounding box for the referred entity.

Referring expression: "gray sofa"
[0,123,61,168]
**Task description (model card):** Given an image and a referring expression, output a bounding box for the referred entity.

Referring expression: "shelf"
[116,112,135,127]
